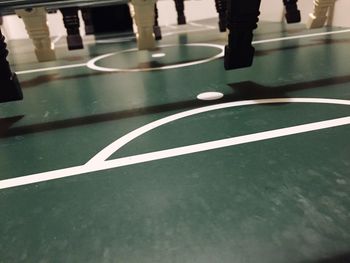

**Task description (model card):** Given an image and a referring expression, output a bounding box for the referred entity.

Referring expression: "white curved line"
[1,114,350,190]
[1,97,350,190]
[86,43,225,72]
[85,98,350,166]
[100,115,350,168]
[16,63,87,75]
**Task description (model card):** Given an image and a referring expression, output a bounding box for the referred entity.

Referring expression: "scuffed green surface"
[1,20,350,263]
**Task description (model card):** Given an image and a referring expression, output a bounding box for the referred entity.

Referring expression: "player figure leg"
[307,0,335,29]
[81,8,94,35]
[60,7,83,50]
[130,0,157,50]
[224,0,261,70]
[174,0,186,25]
[15,7,56,62]
[0,29,23,103]
[153,4,162,40]
[214,0,227,32]
[283,0,301,23]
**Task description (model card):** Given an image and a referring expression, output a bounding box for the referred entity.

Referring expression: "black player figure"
[224,0,261,70]
[283,0,301,23]
[0,29,23,103]
[60,7,84,50]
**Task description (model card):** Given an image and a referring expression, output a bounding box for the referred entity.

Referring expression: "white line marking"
[1,98,350,190]
[86,43,225,72]
[188,22,216,29]
[95,36,135,44]
[162,27,210,37]
[55,39,95,48]
[253,29,350,44]
[100,115,350,167]
[14,29,350,75]
[52,35,62,45]
[86,98,350,165]
[165,25,178,29]
[1,116,350,190]
[16,63,87,75]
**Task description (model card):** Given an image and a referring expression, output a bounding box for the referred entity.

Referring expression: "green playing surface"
[1,19,350,263]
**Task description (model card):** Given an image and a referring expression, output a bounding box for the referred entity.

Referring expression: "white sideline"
[1,98,350,190]
[14,28,350,75]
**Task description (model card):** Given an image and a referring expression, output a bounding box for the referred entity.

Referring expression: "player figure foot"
[0,73,23,103]
[153,25,162,40]
[177,14,186,25]
[224,29,255,70]
[283,0,301,23]
[285,9,301,23]
[66,35,84,50]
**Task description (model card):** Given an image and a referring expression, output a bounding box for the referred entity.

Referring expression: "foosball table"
[1,0,171,103]
[0,0,336,103]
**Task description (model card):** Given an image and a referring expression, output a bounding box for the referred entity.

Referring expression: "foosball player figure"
[224,0,261,70]
[283,0,301,23]
[307,0,335,29]
[60,7,84,50]
[130,0,157,50]
[0,29,22,103]
[15,7,56,62]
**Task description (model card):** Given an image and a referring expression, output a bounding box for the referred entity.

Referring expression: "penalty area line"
[1,115,350,190]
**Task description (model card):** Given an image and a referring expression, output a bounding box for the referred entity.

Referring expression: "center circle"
[86,43,225,72]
